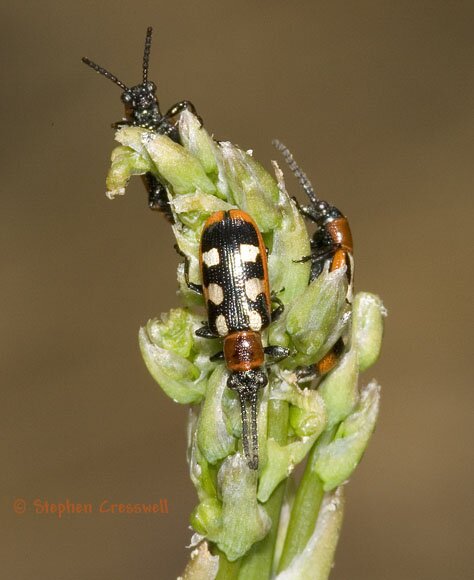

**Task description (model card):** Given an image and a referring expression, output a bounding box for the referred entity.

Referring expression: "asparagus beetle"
[273,140,354,378]
[82,27,199,222]
[189,209,289,470]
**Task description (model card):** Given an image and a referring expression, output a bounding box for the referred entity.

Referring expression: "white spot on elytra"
[216,314,229,336]
[208,283,224,305]
[240,244,260,262]
[248,310,262,331]
[202,248,220,267]
[245,278,264,302]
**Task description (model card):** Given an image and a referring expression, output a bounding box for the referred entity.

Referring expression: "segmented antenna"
[81,57,129,91]
[239,396,251,468]
[142,26,153,83]
[250,391,259,470]
[239,391,259,470]
[272,139,319,205]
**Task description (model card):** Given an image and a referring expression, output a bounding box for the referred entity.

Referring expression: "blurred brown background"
[2,1,473,578]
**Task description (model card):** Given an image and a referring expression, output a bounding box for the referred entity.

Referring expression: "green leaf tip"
[138,309,208,404]
[216,454,271,561]
[352,292,386,372]
[314,381,381,491]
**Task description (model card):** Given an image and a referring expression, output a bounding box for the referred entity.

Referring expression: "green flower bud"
[115,125,217,198]
[258,437,317,503]
[352,292,386,372]
[146,308,194,358]
[190,497,223,539]
[188,408,217,501]
[216,454,271,561]
[257,376,327,502]
[114,126,153,158]
[144,132,217,197]
[275,488,344,580]
[314,381,381,491]
[197,366,236,464]
[171,192,233,230]
[179,110,220,180]
[272,376,327,438]
[106,145,152,199]
[267,162,311,303]
[281,267,349,367]
[138,310,206,404]
[318,348,359,429]
[179,541,219,580]
[220,142,281,232]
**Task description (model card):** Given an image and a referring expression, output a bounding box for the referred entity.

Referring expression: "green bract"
[106,109,385,578]
[314,381,381,491]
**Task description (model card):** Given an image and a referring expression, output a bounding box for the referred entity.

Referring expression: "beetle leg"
[173,244,185,257]
[296,366,318,383]
[294,245,337,265]
[270,295,285,321]
[195,323,218,339]
[142,173,174,223]
[209,350,225,362]
[164,99,197,117]
[164,100,203,127]
[187,281,203,294]
[111,119,131,130]
[178,252,203,294]
[264,345,290,362]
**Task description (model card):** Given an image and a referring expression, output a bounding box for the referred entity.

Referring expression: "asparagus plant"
[105,110,385,579]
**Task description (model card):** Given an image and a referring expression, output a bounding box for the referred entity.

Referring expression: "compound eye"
[146,81,156,93]
[121,92,132,104]
[317,201,330,216]
[227,374,240,391]
[257,373,268,387]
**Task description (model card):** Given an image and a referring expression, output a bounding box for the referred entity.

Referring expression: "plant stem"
[277,432,328,572]
[237,400,289,579]
[215,549,241,580]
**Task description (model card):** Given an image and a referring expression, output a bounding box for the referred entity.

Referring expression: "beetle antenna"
[249,391,259,470]
[142,26,153,84]
[238,395,252,469]
[81,57,129,91]
[272,139,319,205]
[237,391,259,470]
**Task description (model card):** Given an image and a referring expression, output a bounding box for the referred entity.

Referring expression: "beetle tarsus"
[195,324,217,339]
[264,345,290,362]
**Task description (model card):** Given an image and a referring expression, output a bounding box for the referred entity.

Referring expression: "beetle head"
[227,369,268,398]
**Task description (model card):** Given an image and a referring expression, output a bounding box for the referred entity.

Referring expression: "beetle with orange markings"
[188,209,289,470]
[273,141,354,379]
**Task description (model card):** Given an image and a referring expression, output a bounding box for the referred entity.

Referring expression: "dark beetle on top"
[82,27,199,222]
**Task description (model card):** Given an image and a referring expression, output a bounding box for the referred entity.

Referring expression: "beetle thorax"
[224,331,264,372]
